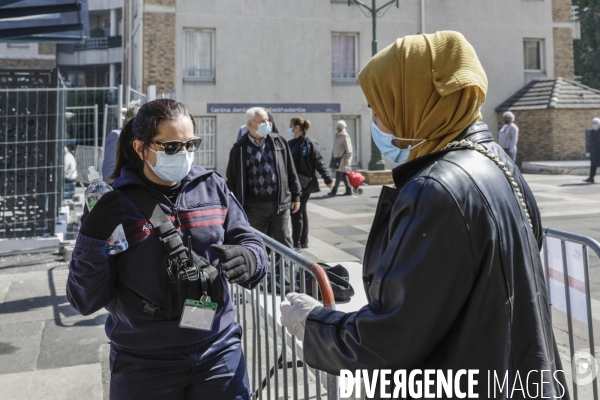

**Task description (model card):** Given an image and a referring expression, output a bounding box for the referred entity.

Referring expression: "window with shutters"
[183,29,215,82]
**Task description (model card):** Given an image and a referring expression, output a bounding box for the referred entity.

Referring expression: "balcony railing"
[74,36,122,51]
[183,68,215,81]
[332,70,358,81]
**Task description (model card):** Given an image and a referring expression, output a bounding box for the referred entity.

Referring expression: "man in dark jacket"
[584,117,600,183]
[226,107,302,248]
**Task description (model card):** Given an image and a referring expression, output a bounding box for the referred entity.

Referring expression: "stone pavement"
[0,252,108,400]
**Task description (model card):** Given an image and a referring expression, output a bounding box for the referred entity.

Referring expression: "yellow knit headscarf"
[358,31,488,161]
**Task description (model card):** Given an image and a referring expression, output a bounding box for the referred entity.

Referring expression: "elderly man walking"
[226,107,301,248]
[498,111,519,161]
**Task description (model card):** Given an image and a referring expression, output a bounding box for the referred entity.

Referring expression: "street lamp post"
[349,0,399,171]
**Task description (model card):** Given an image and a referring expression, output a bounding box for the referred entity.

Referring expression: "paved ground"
[0,173,599,399]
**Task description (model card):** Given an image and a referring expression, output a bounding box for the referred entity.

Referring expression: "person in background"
[287,117,333,251]
[280,31,567,399]
[498,110,518,162]
[584,117,600,183]
[226,107,301,248]
[328,120,353,196]
[64,146,77,199]
[102,105,140,183]
[67,99,267,399]
[236,110,278,142]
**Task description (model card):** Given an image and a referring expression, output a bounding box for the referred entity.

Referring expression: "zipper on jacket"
[272,136,282,214]
[240,146,245,206]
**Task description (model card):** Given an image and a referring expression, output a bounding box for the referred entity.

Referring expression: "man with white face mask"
[226,107,302,248]
[585,117,600,183]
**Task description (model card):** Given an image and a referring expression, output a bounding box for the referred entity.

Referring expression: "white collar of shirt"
[248,134,264,147]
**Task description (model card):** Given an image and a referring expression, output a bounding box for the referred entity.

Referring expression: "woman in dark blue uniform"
[68,99,268,399]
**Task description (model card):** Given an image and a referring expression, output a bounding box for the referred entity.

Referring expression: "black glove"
[80,191,125,241]
[211,244,257,284]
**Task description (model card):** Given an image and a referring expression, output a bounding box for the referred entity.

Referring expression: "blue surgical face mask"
[256,122,272,137]
[146,147,194,182]
[370,121,426,164]
[287,128,295,138]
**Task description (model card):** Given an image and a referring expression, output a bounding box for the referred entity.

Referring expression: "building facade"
[57,0,124,88]
[122,0,577,175]
[496,78,600,164]
[0,43,57,70]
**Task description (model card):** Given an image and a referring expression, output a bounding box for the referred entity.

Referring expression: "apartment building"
[57,0,123,88]
[123,0,577,174]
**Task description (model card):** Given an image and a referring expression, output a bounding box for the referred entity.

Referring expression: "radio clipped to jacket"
[118,186,224,321]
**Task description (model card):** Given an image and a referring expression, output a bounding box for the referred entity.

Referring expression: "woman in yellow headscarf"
[281,31,568,398]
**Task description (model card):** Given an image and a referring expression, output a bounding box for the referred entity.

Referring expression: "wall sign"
[207,103,341,113]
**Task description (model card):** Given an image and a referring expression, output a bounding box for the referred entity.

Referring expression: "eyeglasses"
[149,137,202,155]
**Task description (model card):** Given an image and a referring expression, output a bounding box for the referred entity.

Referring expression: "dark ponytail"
[109,99,196,181]
[290,117,311,133]
[109,117,138,180]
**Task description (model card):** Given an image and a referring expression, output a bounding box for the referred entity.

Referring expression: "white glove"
[280,292,322,341]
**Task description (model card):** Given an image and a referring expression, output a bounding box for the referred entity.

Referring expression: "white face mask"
[593,123,600,131]
[146,148,194,182]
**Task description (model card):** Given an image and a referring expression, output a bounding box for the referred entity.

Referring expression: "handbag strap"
[442,140,532,229]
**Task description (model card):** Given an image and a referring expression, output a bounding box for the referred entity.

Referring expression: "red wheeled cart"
[347,170,365,195]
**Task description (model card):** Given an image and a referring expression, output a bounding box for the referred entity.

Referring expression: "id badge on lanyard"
[179,298,218,331]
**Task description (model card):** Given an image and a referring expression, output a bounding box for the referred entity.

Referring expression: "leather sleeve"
[303,177,476,374]
[516,172,543,250]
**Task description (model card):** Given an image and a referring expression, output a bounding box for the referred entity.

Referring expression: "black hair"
[109,99,196,180]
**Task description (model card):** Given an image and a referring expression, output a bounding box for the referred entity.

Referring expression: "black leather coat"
[289,133,333,194]
[304,123,569,399]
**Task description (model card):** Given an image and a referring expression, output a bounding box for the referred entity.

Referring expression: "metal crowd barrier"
[542,227,600,400]
[229,229,339,400]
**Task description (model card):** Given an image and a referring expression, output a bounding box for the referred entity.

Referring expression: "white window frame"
[523,38,545,73]
[193,117,216,169]
[331,32,359,83]
[183,28,216,82]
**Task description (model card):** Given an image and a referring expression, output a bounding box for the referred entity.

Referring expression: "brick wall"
[497,108,599,164]
[553,109,599,158]
[38,43,56,55]
[553,0,572,22]
[553,28,574,79]
[0,59,56,69]
[143,12,175,95]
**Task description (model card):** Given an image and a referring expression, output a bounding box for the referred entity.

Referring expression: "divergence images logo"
[572,350,598,386]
